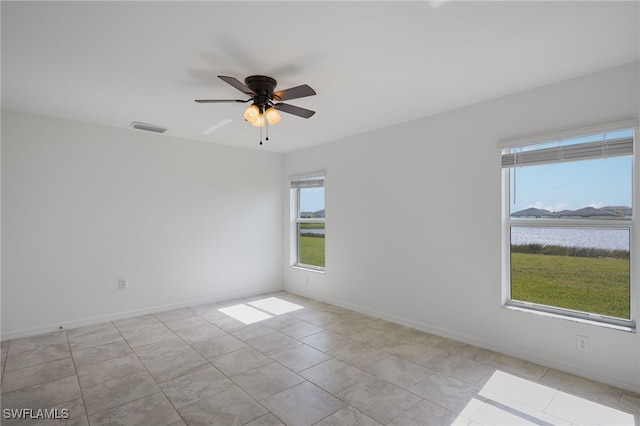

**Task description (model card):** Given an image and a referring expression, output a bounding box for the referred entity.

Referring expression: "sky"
[509,155,632,214]
[299,187,325,213]
[508,129,633,214]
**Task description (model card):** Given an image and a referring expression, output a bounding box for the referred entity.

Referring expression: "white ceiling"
[2,1,638,153]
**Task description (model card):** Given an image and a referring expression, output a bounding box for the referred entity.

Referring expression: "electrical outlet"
[118,278,128,289]
[576,335,589,352]
[305,277,309,286]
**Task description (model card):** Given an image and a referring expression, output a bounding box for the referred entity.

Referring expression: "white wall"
[283,62,640,392]
[1,110,283,339]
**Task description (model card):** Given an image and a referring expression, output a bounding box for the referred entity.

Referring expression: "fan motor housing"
[245,75,277,103]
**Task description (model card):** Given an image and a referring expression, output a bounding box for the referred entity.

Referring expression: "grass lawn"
[300,223,325,229]
[300,236,325,267]
[511,252,630,319]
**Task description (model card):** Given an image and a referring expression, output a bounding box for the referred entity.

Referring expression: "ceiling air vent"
[130,121,167,134]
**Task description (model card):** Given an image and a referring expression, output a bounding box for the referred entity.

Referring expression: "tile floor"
[1,291,639,425]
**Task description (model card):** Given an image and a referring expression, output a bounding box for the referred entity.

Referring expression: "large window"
[290,174,325,270]
[502,122,635,328]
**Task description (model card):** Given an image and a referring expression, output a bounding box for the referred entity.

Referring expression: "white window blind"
[498,119,638,148]
[290,176,324,189]
[502,135,634,168]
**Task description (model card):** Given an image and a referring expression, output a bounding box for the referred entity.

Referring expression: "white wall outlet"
[118,278,128,289]
[305,276,310,286]
[576,335,589,352]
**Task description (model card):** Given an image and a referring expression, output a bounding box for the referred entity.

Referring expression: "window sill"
[502,304,636,333]
[290,265,325,274]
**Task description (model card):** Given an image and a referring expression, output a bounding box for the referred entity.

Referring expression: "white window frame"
[500,120,637,330]
[290,173,325,272]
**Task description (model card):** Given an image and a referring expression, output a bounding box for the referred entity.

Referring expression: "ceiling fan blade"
[218,75,257,96]
[272,84,316,101]
[195,99,250,103]
[275,103,316,119]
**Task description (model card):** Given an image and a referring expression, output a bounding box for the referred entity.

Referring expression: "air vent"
[130,121,167,134]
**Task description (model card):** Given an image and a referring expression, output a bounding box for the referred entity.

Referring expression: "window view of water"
[511,227,629,251]
[304,228,629,250]
[300,229,325,235]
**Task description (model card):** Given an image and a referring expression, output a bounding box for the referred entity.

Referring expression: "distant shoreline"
[511,205,631,219]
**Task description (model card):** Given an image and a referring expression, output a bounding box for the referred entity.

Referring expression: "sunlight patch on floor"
[218,297,304,325]
[248,297,304,315]
[454,370,637,425]
[218,304,273,325]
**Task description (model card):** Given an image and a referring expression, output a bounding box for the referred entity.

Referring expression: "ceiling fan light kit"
[244,105,280,127]
[195,75,316,145]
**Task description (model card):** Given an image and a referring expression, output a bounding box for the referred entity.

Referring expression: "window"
[502,122,635,328]
[290,174,325,270]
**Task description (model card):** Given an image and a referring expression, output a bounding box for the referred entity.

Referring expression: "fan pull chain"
[259,106,264,145]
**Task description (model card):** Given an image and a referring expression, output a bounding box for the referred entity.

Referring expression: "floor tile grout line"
[84,317,197,424]
[79,319,176,421]
[0,343,8,386]
[185,308,365,424]
[79,320,141,421]
[139,304,313,424]
[289,315,580,425]
[3,291,639,425]
[65,328,91,424]
[137,324,226,426]
[1,337,78,400]
[384,397,425,426]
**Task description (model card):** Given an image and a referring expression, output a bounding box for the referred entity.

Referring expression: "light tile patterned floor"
[1,291,638,425]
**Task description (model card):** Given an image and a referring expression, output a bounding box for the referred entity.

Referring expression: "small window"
[290,175,325,270]
[502,126,635,328]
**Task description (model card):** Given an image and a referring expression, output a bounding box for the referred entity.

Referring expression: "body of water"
[301,229,325,235]
[303,227,629,251]
[511,227,629,251]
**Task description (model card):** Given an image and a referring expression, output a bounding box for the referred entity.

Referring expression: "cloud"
[588,202,605,209]
[527,201,569,212]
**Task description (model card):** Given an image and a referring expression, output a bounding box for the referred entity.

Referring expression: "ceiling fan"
[195,75,316,144]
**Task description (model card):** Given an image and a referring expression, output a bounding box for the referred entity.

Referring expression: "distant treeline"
[511,244,629,260]
[300,233,325,239]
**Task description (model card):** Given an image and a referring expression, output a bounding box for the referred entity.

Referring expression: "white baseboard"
[285,284,640,394]
[1,285,283,341]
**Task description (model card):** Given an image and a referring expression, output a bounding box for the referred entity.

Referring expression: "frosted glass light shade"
[244,104,260,122]
[251,115,265,127]
[265,107,281,125]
